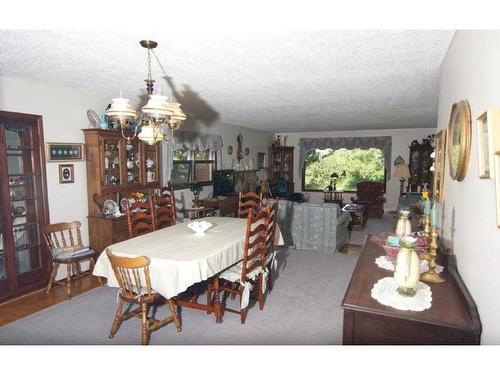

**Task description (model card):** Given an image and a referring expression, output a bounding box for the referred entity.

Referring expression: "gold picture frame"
[448,100,472,181]
[433,129,447,204]
[477,108,500,179]
[59,164,75,184]
[495,152,500,228]
[46,142,85,162]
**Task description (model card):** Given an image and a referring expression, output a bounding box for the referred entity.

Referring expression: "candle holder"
[424,214,431,237]
[420,227,445,283]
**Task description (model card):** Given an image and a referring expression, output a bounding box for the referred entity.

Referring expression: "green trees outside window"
[304,147,385,191]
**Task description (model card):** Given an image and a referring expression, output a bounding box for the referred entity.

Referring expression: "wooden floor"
[0,276,101,327]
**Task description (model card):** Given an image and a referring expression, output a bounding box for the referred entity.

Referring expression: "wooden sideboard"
[341,235,481,344]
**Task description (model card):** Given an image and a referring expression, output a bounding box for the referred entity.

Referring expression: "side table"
[342,203,368,230]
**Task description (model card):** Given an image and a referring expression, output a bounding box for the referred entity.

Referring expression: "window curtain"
[161,130,223,186]
[298,136,392,176]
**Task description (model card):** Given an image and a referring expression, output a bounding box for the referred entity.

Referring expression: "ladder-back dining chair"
[214,209,267,323]
[106,249,182,345]
[263,200,279,295]
[154,191,176,230]
[237,191,262,218]
[160,186,177,218]
[125,199,155,238]
[42,221,102,299]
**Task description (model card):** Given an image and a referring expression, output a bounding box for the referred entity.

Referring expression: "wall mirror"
[448,100,472,181]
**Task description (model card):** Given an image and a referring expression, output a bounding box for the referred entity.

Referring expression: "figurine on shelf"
[273,135,281,147]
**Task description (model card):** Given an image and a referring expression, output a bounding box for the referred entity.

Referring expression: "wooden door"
[0,111,50,302]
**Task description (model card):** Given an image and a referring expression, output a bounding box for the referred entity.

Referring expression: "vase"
[395,209,412,237]
[394,236,420,297]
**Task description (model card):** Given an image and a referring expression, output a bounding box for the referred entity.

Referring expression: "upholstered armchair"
[351,181,386,218]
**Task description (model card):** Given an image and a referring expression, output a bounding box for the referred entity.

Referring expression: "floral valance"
[298,136,392,176]
[171,131,223,152]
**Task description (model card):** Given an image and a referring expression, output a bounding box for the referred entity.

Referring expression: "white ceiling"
[0,30,454,132]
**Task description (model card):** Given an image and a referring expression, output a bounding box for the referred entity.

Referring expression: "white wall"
[437,31,500,344]
[276,128,436,211]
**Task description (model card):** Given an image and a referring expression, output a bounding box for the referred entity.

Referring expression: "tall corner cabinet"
[407,136,434,193]
[268,146,294,196]
[83,129,161,252]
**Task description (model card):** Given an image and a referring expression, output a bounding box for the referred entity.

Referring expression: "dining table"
[92,216,284,323]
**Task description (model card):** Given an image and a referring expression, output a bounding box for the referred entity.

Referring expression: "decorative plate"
[120,198,129,213]
[87,109,100,128]
[102,199,118,217]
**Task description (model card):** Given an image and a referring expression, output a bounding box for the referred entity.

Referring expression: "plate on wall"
[102,199,118,217]
[87,109,100,128]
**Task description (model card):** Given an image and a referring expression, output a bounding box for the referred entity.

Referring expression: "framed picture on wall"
[433,129,447,204]
[59,164,74,184]
[476,108,500,179]
[47,142,85,162]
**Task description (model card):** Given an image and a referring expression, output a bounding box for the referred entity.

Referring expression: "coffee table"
[342,203,368,230]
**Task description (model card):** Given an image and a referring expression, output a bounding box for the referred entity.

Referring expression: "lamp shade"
[394,163,411,179]
[138,123,164,145]
[142,95,174,119]
[105,97,137,122]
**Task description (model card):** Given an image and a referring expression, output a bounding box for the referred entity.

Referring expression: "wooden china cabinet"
[83,129,161,252]
[0,111,50,303]
[268,146,294,196]
[407,136,434,192]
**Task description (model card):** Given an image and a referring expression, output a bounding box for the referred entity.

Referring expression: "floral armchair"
[351,181,386,218]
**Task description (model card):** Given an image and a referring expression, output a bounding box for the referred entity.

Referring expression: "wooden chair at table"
[263,200,279,296]
[210,209,267,324]
[106,249,182,345]
[125,198,155,238]
[153,189,177,230]
[237,191,263,218]
[160,186,177,220]
[42,221,102,300]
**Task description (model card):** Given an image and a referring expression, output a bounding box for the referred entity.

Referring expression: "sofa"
[272,199,351,253]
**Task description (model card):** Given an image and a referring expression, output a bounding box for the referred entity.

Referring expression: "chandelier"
[105,40,187,145]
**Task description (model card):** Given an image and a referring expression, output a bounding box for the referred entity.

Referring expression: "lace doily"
[375,256,444,274]
[371,277,432,311]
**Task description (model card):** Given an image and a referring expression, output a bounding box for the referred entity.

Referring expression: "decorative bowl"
[187,221,213,234]
[382,244,401,259]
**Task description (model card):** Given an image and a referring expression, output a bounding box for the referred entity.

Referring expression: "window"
[171,146,216,187]
[303,148,386,191]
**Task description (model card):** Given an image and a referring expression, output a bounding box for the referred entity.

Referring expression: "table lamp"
[394,164,411,195]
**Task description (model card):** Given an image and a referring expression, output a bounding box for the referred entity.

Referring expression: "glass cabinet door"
[143,143,159,185]
[102,138,122,189]
[0,115,48,301]
[124,140,141,187]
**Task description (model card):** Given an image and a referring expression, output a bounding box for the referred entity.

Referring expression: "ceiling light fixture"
[105,40,187,145]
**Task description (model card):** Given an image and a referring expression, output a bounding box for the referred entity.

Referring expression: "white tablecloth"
[93,217,284,299]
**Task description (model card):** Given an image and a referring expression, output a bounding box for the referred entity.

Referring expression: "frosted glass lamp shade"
[138,124,164,145]
[105,97,137,123]
[142,95,173,119]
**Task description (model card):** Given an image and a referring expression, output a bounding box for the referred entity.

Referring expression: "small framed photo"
[257,152,266,169]
[59,164,74,184]
[476,108,500,179]
[495,152,500,228]
[47,143,85,162]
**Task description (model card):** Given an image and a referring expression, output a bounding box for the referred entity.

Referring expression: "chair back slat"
[42,221,85,258]
[160,186,177,219]
[125,199,155,238]
[106,249,153,299]
[238,192,262,218]
[264,200,279,257]
[241,210,267,280]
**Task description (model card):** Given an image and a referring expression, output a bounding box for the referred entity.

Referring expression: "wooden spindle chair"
[106,249,181,345]
[211,209,267,323]
[125,198,155,238]
[237,191,262,218]
[263,200,279,296]
[154,189,176,230]
[160,186,177,219]
[42,221,102,299]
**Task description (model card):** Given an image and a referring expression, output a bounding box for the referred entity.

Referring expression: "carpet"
[348,212,394,246]
[0,248,358,345]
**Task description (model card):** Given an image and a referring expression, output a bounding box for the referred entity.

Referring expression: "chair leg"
[268,266,273,292]
[46,262,59,294]
[141,303,149,345]
[206,282,212,314]
[109,299,125,338]
[89,257,104,285]
[76,262,81,279]
[258,274,264,311]
[66,264,72,300]
[167,299,182,332]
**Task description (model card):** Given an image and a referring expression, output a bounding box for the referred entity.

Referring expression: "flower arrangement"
[128,192,147,204]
